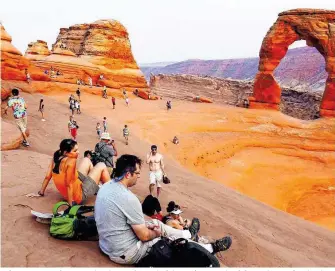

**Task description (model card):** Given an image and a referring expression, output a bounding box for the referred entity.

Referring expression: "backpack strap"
[68,205,82,217]
[52,201,70,215]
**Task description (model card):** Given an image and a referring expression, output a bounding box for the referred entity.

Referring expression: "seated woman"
[38,139,110,206]
[162,201,191,230]
[142,195,163,221]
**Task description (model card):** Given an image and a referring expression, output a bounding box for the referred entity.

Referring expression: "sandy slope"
[1,90,335,267]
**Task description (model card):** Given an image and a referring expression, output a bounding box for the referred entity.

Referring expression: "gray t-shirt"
[95,181,145,258]
[95,142,115,167]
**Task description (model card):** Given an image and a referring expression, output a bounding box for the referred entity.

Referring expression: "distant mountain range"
[140,46,327,91]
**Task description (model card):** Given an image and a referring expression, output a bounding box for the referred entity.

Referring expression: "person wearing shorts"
[68,116,78,140]
[4,88,30,146]
[38,139,111,205]
[146,145,166,198]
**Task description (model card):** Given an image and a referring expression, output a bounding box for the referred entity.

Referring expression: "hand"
[152,225,161,237]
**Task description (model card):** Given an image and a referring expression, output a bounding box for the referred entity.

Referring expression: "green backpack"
[50,201,96,240]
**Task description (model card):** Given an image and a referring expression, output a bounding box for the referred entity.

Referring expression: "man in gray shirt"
[95,154,232,265]
[94,132,117,175]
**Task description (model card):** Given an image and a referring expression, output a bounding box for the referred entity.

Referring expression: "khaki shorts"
[78,171,100,201]
[107,167,113,177]
[15,116,27,133]
[149,170,163,188]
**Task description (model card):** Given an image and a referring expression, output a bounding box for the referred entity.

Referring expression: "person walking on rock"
[38,99,46,121]
[76,88,81,101]
[146,145,166,198]
[4,88,30,147]
[103,117,108,132]
[123,124,130,145]
[111,96,116,109]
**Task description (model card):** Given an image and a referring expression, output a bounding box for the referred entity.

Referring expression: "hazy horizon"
[1,0,335,63]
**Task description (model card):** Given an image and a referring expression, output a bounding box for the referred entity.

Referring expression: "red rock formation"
[192,96,213,103]
[250,9,335,117]
[1,122,30,151]
[1,25,29,82]
[25,19,148,92]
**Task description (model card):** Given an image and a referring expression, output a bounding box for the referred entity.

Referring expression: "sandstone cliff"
[150,74,322,120]
[25,20,148,91]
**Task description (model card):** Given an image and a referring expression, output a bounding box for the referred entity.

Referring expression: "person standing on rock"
[146,145,166,198]
[25,69,31,84]
[103,85,108,99]
[103,117,108,132]
[38,99,46,121]
[75,100,81,114]
[111,96,116,109]
[4,88,30,147]
[88,76,93,88]
[125,97,129,107]
[123,124,130,145]
[76,88,81,101]
[68,116,78,141]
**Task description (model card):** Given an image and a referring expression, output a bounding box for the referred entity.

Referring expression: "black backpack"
[136,237,220,267]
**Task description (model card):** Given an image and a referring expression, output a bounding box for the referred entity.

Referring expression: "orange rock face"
[24,19,148,92]
[1,25,29,82]
[251,9,335,117]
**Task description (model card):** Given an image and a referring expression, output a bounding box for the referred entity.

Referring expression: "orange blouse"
[52,169,83,204]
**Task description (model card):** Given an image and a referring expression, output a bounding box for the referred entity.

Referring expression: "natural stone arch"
[249,9,335,117]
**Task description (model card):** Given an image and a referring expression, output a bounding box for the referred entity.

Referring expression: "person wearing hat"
[94,132,118,176]
[162,201,191,230]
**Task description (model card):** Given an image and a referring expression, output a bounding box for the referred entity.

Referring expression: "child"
[123,125,130,145]
[103,117,108,132]
[96,122,101,139]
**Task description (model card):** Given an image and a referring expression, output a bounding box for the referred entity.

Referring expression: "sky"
[1,0,335,64]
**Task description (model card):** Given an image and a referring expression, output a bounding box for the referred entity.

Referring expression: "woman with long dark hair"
[38,99,45,121]
[38,139,110,205]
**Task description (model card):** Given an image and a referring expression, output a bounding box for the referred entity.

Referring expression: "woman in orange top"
[38,139,110,205]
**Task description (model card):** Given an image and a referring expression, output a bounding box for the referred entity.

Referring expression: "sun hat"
[170,208,182,215]
[101,132,111,140]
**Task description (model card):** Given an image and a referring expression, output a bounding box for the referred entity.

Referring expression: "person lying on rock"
[142,194,164,221]
[162,201,191,230]
[95,154,232,265]
[37,139,110,206]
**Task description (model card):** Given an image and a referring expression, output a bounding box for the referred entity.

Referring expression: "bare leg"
[149,184,155,196]
[87,162,110,184]
[77,157,93,176]
[157,187,161,198]
[21,131,29,142]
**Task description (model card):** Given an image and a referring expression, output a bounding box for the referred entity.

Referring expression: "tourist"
[96,122,102,139]
[37,139,110,205]
[25,70,31,83]
[125,97,129,107]
[68,116,78,141]
[75,100,81,114]
[172,136,179,145]
[166,100,171,110]
[123,124,130,145]
[103,86,108,99]
[162,201,191,230]
[38,99,46,121]
[76,88,81,101]
[4,88,30,147]
[103,117,108,132]
[94,132,118,176]
[243,99,249,108]
[122,89,127,99]
[84,150,93,160]
[142,194,163,221]
[99,74,104,80]
[95,154,232,265]
[111,96,116,109]
[70,98,75,116]
[88,76,93,88]
[146,145,166,198]
[134,89,139,96]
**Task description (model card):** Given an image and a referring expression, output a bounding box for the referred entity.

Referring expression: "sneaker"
[211,236,232,254]
[42,119,46,121]
[188,218,200,241]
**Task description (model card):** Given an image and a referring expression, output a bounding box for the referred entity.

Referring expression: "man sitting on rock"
[95,154,232,265]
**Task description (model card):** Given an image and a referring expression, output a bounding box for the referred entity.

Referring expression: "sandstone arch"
[249,9,335,117]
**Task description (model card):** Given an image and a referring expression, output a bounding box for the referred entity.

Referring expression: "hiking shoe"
[22,141,30,147]
[211,236,232,254]
[188,218,200,241]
